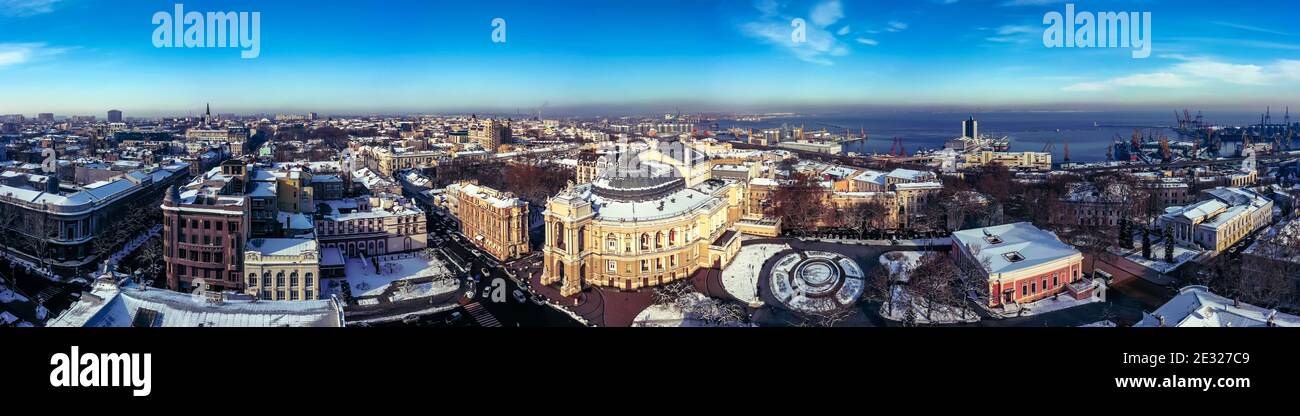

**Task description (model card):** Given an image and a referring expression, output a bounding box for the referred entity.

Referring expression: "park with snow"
[324,252,457,300]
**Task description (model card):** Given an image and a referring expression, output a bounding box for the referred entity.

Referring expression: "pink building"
[951,222,1084,307]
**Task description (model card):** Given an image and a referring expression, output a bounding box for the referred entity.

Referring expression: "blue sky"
[1,0,1297,116]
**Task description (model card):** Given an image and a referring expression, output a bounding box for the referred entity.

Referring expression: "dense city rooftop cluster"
[1,108,1297,328]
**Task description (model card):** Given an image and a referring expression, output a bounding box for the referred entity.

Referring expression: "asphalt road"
[425,212,580,327]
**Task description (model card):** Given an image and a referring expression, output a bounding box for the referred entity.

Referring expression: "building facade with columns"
[243,238,321,301]
[542,139,753,296]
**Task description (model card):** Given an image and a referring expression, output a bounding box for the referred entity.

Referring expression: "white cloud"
[1212,21,1293,37]
[1278,60,1300,80]
[1173,61,1268,85]
[1000,0,1063,6]
[809,0,843,27]
[1063,73,1191,92]
[982,25,1035,44]
[1063,58,1300,92]
[754,0,780,17]
[996,25,1035,35]
[886,21,908,32]
[738,0,851,65]
[0,43,65,68]
[855,38,879,46]
[0,0,63,17]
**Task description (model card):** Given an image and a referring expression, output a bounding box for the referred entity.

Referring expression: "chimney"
[1156,314,1165,327]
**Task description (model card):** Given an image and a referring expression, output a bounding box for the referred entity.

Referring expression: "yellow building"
[447,182,531,260]
[357,146,444,177]
[243,238,321,301]
[275,169,315,214]
[962,151,1052,171]
[470,119,511,153]
[1158,187,1273,253]
[542,177,743,296]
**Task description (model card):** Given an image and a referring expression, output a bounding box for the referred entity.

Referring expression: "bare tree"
[1062,224,1116,281]
[907,252,963,323]
[862,266,897,318]
[770,171,832,232]
[805,307,853,327]
[845,200,890,238]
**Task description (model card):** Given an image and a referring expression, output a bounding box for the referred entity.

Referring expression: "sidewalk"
[988,280,1107,318]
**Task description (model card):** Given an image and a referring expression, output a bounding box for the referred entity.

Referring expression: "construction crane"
[1158,135,1172,163]
[888,137,906,157]
[1287,106,1294,150]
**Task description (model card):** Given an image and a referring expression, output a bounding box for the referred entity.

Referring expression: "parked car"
[445,311,463,325]
[512,289,527,303]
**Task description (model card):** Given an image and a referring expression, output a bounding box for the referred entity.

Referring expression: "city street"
[422,212,581,327]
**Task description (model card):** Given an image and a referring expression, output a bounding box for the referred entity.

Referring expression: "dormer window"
[984,235,1003,244]
[1003,251,1025,263]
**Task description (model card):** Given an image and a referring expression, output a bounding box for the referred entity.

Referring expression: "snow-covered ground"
[388,279,460,303]
[1080,320,1117,327]
[633,303,687,327]
[999,280,1107,317]
[879,286,981,324]
[1112,236,1201,274]
[106,224,163,266]
[722,244,789,304]
[1,252,57,281]
[632,293,751,327]
[1,282,29,304]
[329,254,455,298]
[878,251,924,283]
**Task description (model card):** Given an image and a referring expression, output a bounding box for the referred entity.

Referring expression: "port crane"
[888,137,906,157]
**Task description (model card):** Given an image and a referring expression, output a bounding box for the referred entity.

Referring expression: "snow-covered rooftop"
[886,168,932,182]
[1136,286,1300,327]
[48,281,344,327]
[247,238,318,257]
[952,222,1081,276]
[579,179,731,222]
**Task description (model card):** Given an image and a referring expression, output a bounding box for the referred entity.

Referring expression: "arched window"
[555,222,566,250]
[290,272,299,287]
[305,273,314,287]
[668,229,677,246]
[247,273,257,287]
[276,272,285,286]
[640,233,650,251]
[606,233,617,252]
[262,271,271,287]
[655,232,664,249]
[577,226,587,252]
